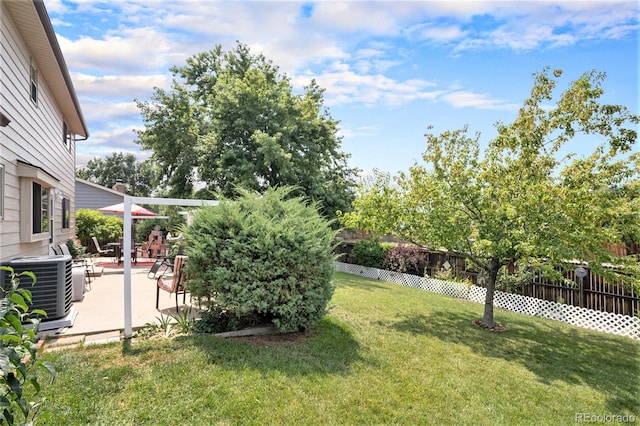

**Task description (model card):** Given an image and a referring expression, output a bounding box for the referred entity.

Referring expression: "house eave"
[4,0,89,138]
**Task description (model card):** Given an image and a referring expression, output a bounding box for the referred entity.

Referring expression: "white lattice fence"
[335,262,640,340]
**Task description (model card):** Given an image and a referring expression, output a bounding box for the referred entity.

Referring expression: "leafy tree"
[76,152,155,196]
[341,68,639,329]
[184,187,337,332]
[136,42,358,219]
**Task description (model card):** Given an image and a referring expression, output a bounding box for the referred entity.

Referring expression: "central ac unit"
[1,255,73,320]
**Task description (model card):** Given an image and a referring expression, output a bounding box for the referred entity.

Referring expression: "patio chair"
[160,244,185,272]
[137,241,152,260]
[147,256,173,279]
[58,243,93,289]
[156,255,188,310]
[91,236,115,259]
[117,237,138,265]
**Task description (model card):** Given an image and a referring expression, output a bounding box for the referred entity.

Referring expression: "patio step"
[89,266,104,278]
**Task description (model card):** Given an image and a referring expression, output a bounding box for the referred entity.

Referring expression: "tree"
[76,152,155,196]
[136,42,358,219]
[341,68,639,329]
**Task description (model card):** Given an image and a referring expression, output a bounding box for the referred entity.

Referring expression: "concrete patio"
[38,256,196,342]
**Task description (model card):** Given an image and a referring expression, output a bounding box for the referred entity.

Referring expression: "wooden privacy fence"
[335,242,640,318]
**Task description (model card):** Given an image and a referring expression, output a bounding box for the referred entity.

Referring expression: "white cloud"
[442,90,518,111]
[79,124,143,155]
[407,23,468,42]
[57,27,183,73]
[339,125,382,140]
[72,73,171,98]
[452,1,639,52]
[294,62,439,107]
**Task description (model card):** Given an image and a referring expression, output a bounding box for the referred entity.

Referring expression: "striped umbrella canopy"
[97,202,157,216]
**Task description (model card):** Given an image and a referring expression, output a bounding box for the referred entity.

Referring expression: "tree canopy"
[135,42,358,219]
[76,152,155,197]
[341,68,639,329]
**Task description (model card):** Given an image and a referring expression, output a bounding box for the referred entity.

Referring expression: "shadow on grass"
[386,310,639,414]
[123,316,362,378]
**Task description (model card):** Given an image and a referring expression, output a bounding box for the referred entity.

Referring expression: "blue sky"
[46,0,639,177]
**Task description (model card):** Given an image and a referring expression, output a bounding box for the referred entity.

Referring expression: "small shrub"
[350,238,389,268]
[185,187,338,333]
[383,245,428,276]
[0,266,55,425]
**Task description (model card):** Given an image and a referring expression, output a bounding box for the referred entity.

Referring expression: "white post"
[123,196,133,338]
[121,196,218,339]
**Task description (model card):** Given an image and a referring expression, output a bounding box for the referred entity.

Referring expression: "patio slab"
[38,257,196,339]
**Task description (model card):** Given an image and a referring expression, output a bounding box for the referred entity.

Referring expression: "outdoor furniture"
[147,257,172,279]
[92,236,115,258]
[137,241,152,260]
[58,243,93,290]
[156,255,188,310]
[117,237,138,265]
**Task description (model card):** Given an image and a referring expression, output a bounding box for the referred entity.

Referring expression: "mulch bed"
[472,320,507,333]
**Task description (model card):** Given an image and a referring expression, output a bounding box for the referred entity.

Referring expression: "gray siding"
[0,3,76,261]
[75,180,124,212]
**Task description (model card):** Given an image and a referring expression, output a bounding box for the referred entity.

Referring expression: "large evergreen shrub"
[184,187,338,332]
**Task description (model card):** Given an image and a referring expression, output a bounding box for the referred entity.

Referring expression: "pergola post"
[122,196,219,338]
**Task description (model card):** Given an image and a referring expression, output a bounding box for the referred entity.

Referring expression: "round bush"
[350,237,389,268]
[184,187,338,332]
[75,209,123,250]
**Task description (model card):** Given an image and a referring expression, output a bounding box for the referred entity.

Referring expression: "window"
[63,122,72,151]
[30,59,38,103]
[62,197,70,229]
[32,182,49,234]
[17,161,58,242]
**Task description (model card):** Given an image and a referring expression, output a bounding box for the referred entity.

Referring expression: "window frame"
[32,181,49,234]
[63,122,72,151]
[62,197,70,229]
[17,162,58,243]
[29,58,38,104]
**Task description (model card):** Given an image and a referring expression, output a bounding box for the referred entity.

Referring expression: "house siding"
[0,2,77,261]
[75,180,124,212]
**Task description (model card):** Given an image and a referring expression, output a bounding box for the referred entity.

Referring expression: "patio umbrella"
[98,202,158,216]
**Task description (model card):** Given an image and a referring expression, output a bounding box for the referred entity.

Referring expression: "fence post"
[575,267,587,308]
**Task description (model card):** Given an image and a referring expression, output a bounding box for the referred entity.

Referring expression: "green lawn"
[35,272,639,425]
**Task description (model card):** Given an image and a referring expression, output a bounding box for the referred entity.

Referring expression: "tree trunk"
[481,257,500,328]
